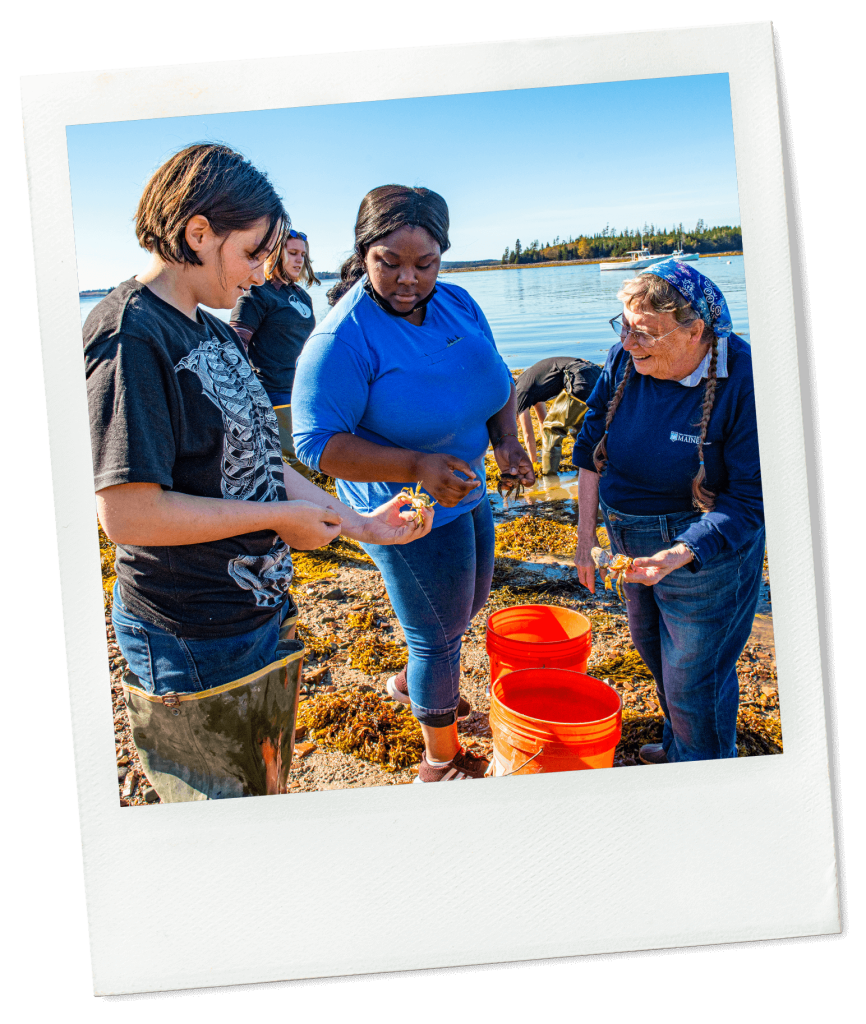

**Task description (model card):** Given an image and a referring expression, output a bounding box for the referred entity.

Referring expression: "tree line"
[501,221,742,264]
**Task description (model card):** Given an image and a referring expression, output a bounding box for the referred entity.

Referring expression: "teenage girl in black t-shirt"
[86,144,433,800]
[230,229,320,478]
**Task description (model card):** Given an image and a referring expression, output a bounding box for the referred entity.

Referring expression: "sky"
[67,74,740,289]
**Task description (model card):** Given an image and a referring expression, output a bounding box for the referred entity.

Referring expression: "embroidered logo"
[669,431,711,445]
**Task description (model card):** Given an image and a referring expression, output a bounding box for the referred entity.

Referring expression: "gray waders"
[272,403,315,481]
[540,390,589,475]
[122,609,304,802]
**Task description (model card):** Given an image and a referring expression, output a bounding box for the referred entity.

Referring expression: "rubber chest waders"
[122,609,304,802]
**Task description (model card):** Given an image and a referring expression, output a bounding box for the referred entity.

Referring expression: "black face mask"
[364,280,437,319]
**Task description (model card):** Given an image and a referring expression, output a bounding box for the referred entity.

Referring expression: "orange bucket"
[486,605,592,687]
[489,668,622,775]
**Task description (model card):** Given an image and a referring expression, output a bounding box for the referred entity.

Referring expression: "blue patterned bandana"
[640,258,733,341]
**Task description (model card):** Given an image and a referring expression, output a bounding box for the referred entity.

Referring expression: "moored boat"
[599,248,671,272]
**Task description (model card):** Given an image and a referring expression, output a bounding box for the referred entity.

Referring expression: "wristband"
[492,432,518,447]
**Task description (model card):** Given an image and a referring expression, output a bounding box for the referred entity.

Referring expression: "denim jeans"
[111,582,297,696]
[360,500,495,726]
[601,500,765,762]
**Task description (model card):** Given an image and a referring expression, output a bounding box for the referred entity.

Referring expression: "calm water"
[79,256,748,370]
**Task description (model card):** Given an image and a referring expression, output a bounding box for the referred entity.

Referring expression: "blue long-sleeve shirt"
[292,278,513,528]
[571,335,764,570]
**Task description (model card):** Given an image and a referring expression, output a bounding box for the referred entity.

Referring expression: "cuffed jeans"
[601,501,765,762]
[360,500,495,726]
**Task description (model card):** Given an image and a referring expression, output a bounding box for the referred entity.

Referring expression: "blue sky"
[67,74,739,288]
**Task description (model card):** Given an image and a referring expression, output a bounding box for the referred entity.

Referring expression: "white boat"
[599,246,700,271]
[599,248,671,272]
[670,248,699,262]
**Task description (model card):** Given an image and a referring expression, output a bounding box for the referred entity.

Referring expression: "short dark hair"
[135,143,288,266]
[328,185,451,305]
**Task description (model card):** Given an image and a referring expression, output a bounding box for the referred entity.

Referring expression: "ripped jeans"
[601,500,765,762]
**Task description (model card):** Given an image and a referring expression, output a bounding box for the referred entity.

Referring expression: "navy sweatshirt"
[571,335,763,570]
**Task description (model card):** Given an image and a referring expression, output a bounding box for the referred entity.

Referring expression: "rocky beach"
[103,409,781,806]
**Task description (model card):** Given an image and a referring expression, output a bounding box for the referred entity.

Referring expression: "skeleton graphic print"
[176,333,294,606]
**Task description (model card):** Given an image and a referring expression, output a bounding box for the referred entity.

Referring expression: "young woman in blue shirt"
[293,185,535,782]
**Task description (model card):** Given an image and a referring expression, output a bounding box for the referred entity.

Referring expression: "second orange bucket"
[486,604,592,686]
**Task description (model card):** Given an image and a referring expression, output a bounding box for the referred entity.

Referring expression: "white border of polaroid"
[21,24,839,996]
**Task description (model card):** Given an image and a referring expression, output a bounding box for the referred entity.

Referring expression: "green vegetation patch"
[297,687,423,770]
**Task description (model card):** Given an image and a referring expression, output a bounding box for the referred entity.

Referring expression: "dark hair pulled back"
[327,185,451,306]
[135,143,288,266]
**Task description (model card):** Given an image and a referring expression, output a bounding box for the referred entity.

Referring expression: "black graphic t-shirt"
[229,279,315,395]
[85,278,292,638]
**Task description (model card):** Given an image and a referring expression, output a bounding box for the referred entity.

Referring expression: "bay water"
[79,256,748,371]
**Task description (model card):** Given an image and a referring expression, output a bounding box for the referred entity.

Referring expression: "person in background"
[85,145,432,801]
[230,228,320,478]
[572,259,763,764]
[293,184,534,783]
[514,356,602,474]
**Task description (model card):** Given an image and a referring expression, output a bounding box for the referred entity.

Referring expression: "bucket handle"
[486,746,545,778]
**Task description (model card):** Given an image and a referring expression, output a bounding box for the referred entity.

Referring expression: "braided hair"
[597,275,719,512]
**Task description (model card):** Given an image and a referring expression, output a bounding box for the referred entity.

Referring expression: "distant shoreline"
[79,252,745,294]
[440,252,744,274]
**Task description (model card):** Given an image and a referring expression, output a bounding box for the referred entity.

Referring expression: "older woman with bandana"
[572,259,764,764]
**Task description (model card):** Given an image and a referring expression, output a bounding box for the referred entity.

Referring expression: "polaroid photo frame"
[21,23,839,995]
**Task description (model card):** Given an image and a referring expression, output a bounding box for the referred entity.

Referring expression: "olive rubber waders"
[272,404,315,481]
[540,390,589,476]
[122,607,305,802]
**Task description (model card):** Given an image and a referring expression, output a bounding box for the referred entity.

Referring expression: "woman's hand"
[273,500,343,550]
[415,453,481,508]
[492,435,536,488]
[574,533,598,594]
[354,493,435,546]
[626,543,693,585]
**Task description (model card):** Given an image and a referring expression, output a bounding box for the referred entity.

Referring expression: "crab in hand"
[496,471,525,502]
[397,483,437,526]
[591,547,635,602]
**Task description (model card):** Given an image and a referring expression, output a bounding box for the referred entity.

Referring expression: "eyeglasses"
[287,229,308,241]
[609,313,683,348]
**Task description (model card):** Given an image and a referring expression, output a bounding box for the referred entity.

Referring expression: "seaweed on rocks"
[494,515,578,559]
[99,524,117,608]
[296,624,336,660]
[296,687,423,770]
[347,632,408,674]
[590,648,655,683]
[346,609,377,630]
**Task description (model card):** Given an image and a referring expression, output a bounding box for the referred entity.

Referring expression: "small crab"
[591,546,635,602]
[397,482,437,526]
[496,471,525,502]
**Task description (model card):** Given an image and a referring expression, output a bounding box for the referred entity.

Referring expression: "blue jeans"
[360,500,495,726]
[111,583,297,695]
[601,501,765,762]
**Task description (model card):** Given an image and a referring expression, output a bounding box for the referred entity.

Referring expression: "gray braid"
[592,356,634,474]
[691,331,719,512]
